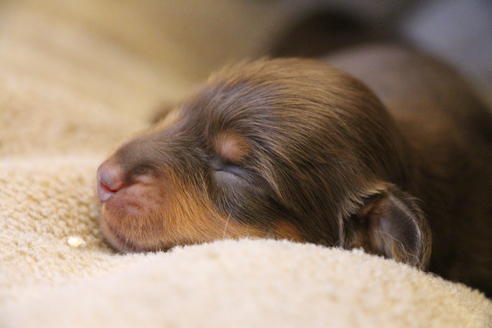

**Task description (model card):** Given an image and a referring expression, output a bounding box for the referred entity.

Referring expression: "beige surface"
[0,1,491,327]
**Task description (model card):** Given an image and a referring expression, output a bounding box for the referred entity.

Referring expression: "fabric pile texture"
[0,1,490,327]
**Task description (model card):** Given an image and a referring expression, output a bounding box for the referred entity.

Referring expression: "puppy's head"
[97,59,431,268]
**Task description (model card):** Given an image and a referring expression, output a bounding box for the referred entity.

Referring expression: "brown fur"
[97,46,492,295]
[328,45,492,294]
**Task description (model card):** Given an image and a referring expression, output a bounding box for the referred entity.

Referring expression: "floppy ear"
[344,184,431,269]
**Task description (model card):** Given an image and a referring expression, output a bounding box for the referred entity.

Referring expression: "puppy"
[97,45,492,295]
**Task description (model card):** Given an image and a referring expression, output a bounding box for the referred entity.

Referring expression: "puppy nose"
[97,161,125,202]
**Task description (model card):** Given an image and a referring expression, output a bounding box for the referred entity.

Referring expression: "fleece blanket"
[0,1,491,327]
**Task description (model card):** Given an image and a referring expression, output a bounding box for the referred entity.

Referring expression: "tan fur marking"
[214,132,250,163]
[274,221,304,242]
[100,170,267,251]
[165,173,267,245]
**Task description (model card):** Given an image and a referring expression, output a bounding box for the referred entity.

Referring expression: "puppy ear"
[344,184,431,269]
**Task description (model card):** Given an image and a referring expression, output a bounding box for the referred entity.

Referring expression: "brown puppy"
[97,45,492,295]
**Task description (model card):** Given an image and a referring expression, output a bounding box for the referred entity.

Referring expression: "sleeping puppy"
[96,45,492,295]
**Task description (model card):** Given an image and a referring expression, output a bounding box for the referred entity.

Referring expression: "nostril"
[97,181,114,202]
[99,179,119,193]
[97,162,125,202]
[99,173,122,192]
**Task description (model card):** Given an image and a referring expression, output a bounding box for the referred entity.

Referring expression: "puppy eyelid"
[209,156,223,170]
[210,156,237,170]
[210,156,246,176]
[221,164,246,176]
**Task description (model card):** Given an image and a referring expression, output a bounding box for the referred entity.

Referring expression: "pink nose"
[97,161,125,202]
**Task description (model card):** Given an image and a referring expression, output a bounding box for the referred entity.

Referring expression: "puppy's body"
[327,46,492,292]
[97,46,492,295]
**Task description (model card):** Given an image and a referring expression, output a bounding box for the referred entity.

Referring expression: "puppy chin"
[99,216,135,252]
[99,206,166,253]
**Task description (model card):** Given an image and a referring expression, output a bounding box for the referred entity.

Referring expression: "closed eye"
[218,164,245,176]
[210,156,248,180]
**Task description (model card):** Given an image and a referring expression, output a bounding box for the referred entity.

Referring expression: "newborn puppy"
[97,45,492,295]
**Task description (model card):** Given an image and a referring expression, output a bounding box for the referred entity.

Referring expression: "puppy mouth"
[99,187,169,252]
[97,181,116,202]
[99,183,150,216]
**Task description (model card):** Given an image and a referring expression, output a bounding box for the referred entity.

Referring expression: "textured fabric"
[0,1,491,327]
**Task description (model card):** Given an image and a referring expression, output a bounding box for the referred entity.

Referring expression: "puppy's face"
[96,59,430,269]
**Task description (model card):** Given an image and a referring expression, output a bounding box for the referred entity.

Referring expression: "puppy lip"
[99,183,153,219]
[97,181,115,202]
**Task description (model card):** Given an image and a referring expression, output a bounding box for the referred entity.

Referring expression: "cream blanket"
[1,1,491,327]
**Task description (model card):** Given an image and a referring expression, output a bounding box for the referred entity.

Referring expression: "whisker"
[222,214,231,238]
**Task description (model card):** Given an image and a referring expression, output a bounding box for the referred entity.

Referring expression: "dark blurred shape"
[270,10,391,58]
[269,0,492,107]
[402,0,492,107]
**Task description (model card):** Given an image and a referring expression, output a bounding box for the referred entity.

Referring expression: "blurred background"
[0,0,490,124]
